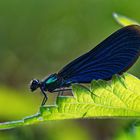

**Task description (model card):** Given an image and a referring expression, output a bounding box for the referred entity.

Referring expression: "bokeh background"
[0,0,140,140]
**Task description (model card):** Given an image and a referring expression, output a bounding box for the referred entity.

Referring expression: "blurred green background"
[0,0,140,140]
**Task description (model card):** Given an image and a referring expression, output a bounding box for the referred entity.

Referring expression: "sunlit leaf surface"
[1,73,140,130]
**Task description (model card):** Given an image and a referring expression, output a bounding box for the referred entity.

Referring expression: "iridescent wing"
[58,25,140,83]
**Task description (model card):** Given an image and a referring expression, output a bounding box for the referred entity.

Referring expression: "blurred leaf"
[1,73,140,130]
[0,87,41,120]
[113,120,140,140]
[46,120,92,140]
[0,120,92,140]
[132,120,140,126]
[113,13,140,26]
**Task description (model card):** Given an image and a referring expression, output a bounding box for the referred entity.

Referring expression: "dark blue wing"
[58,25,140,84]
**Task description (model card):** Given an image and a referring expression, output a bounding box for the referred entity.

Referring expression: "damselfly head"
[30,79,40,92]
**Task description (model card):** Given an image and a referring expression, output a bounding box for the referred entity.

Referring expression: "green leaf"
[1,73,140,130]
[113,12,140,26]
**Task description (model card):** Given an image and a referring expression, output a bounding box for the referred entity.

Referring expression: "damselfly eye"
[30,79,39,92]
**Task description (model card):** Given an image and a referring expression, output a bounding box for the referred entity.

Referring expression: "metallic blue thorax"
[46,75,58,84]
[42,74,66,92]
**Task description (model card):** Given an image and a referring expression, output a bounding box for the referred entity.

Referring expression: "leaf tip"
[113,12,140,26]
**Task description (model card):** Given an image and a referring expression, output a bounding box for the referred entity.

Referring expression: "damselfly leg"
[53,88,72,97]
[40,87,48,106]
